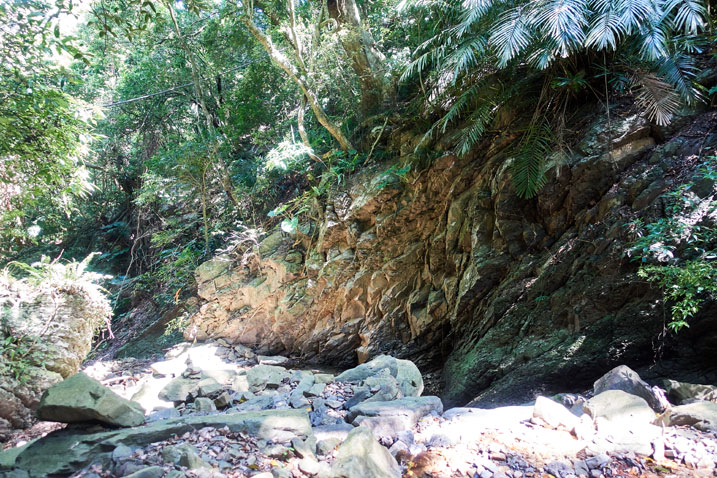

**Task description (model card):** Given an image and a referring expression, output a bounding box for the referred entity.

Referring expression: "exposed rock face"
[0,274,111,436]
[189,109,717,407]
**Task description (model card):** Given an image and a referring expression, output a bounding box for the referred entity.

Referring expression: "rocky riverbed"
[2,341,717,478]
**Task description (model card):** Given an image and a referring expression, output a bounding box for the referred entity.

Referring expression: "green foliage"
[628,156,717,331]
[7,253,111,289]
[0,335,46,382]
[401,0,712,197]
[0,0,99,259]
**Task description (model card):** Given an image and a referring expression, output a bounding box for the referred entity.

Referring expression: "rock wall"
[0,273,111,436]
[189,108,717,407]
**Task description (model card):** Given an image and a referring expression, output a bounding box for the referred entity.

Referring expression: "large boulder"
[0,272,111,436]
[593,365,670,412]
[584,390,655,425]
[661,379,717,405]
[655,401,717,432]
[532,396,579,430]
[336,356,424,397]
[330,427,401,478]
[346,396,443,439]
[36,372,145,427]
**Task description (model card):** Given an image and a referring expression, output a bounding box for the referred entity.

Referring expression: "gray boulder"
[655,401,717,432]
[330,427,401,478]
[346,396,442,439]
[158,377,199,403]
[661,379,717,405]
[36,372,145,427]
[336,356,423,397]
[247,365,289,392]
[532,396,579,430]
[593,365,670,412]
[584,390,655,425]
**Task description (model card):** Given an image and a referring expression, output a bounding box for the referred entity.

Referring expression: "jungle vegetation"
[1,0,716,333]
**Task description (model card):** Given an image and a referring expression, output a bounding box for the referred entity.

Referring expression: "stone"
[593,365,670,412]
[316,438,341,455]
[147,407,180,422]
[584,390,655,425]
[298,457,320,475]
[335,356,423,398]
[247,365,288,392]
[257,355,290,366]
[656,401,717,432]
[131,377,175,413]
[289,390,311,409]
[124,467,166,478]
[291,437,315,459]
[314,374,334,384]
[231,374,250,393]
[532,396,579,430]
[194,397,217,413]
[305,383,326,398]
[312,423,355,442]
[395,358,424,397]
[661,379,717,405]
[330,427,401,478]
[197,378,223,397]
[112,444,133,461]
[12,409,312,476]
[159,377,199,403]
[347,396,443,439]
[36,372,145,427]
[214,392,231,409]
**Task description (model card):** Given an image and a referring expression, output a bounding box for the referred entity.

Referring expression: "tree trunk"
[241,15,355,152]
[328,0,387,116]
[166,2,239,207]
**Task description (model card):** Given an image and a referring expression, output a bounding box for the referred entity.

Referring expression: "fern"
[403,0,709,192]
[511,120,554,198]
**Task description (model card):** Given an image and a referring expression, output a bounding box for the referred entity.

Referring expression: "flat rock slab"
[585,390,655,425]
[11,409,312,476]
[330,426,401,478]
[347,396,442,440]
[36,372,145,427]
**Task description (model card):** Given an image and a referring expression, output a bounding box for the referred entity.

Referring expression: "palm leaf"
[512,120,554,198]
[535,0,588,57]
[633,71,681,125]
[586,0,626,50]
[489,7,534,67]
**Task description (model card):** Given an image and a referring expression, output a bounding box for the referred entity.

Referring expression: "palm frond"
[638,18,669,60]
[454,0,499,36]
[671,0,706,34]
[456,100,495,155]
[633,71,681,125]
[656,52,702,104]
[489,7,534,67]
[535,0,588,57]
[512,120,554,198]
[586,0,625,50]
[617,0,654,33]
[445,36,489,80]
